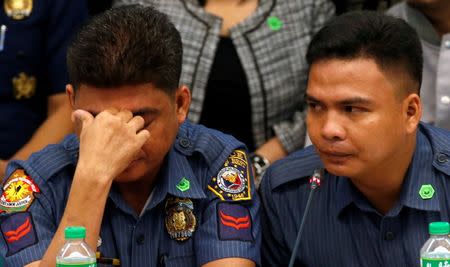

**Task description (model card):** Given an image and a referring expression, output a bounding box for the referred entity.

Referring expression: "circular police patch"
[0,169,40,213]
[217,167,246,194]
[165,197,196,242]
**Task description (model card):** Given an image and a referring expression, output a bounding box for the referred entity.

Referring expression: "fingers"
[72,109,94,132]
[127,115,145,133]
[115,109,133,123]
[136,129,150,146]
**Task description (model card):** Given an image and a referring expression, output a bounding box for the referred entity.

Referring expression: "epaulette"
[420,123,450,176]
[268,145,323,190]
[174,122,246,176]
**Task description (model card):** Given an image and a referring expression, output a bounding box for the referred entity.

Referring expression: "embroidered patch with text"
[217,202,253,242]
[208,150,251,201]
[1,212,38,256]
[0,169,40,213]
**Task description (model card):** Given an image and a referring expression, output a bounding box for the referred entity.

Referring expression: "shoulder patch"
[208,150,251,201]
[0,169,40,213]
[1,212,38,256]
[217,202,253,242]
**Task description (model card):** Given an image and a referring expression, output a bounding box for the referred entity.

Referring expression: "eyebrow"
[87,108,159,117]
[305,94,373,106]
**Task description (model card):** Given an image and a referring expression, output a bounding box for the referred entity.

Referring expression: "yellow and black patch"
[208,150,251,201]
[0,169,40,213]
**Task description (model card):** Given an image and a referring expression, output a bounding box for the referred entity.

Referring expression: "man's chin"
[115,161,149,183]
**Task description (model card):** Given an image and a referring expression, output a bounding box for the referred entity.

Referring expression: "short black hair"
[306,11,423,94]
[67,5,182,93]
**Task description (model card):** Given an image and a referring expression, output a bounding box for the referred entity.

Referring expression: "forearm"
[40,168,112,266]
[255,137,287,164]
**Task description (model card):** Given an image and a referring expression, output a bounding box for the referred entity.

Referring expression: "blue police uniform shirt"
[0,0,88,159]
[260,123,450,267]
[0,121,261,266]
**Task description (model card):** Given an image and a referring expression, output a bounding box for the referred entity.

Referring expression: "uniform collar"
[335,125,442,217]
[403,3,441,46]
[108,145,206,218]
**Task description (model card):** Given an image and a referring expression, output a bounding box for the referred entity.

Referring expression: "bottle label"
[421,258,450,267]
[56,263,96,267]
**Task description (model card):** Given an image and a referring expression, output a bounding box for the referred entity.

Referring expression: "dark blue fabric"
[0,212,37,256]
[217,202,253,242]
[260,123,450,267]
[0,122,261,266]
[0,0,88,159]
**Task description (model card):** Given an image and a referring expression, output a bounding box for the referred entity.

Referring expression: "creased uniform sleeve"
[259,167,291,266]
[0,164,59,266]
[273,0,335,153]
[196,149,261,266]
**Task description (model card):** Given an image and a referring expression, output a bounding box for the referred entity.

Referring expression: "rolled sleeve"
[195,196,261,266]
[0,166,57,266]
[273,110,307,153]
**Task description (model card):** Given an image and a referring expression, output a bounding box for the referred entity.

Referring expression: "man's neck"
[116,174,157,215]
[350,137,416,215]
[412,2,450,36]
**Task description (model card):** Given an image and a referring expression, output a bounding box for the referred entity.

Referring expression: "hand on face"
[72,109,150,184]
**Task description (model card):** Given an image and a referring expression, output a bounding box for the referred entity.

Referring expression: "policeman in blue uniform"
[0,0,88,176]
[260,11,450,266]
[0,6,260,267]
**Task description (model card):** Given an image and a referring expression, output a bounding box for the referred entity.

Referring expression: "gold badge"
[0,169,40,213]
[208,150,251,201]
[4,0,33,20]
[12,72,36,100]
[165,197,196,241]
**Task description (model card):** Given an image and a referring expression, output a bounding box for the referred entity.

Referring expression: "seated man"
[261,11,449,266]
[0,6,260,267]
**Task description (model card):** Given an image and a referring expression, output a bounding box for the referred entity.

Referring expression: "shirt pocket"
[162,238,196,267]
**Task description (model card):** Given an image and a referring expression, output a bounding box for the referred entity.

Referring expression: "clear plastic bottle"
[56,226,97,267]
[421,222,450,267]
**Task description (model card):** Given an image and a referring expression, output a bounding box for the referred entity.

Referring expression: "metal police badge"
[165,197,196,241]
[13,72,36,100]
[0,169,40,213]
[4,0,33,20]
[208,150,251,201]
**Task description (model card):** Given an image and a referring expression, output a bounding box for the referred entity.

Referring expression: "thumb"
[72,109,94,133]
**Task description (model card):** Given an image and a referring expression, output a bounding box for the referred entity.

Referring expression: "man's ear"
[174,85,191,125]
[403,93,422,134]
[66,84,76,109]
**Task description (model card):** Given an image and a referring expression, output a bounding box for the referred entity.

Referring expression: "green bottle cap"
[65,226,86,239]
[429,222,450,235]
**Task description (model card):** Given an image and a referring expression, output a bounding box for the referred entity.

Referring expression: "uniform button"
[437,153,448,163]
[441,96,450,105]
[384,231,395,241]
[136,234,145,245]
[179,138,191,148]
[445,40,450,49]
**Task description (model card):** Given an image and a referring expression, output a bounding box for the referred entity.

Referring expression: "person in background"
[260,11,450,266]
[0,6,260,266]
[0,0,88,177]
[114,0,335,185]
[388,0,450,129]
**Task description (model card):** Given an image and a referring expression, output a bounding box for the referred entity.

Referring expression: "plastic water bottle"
[421,222,450,267]
[56,226,97,267]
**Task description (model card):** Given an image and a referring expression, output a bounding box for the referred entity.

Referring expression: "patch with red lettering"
[1,212,38,256]
[217,202,253,242]
[0,169,40,213]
